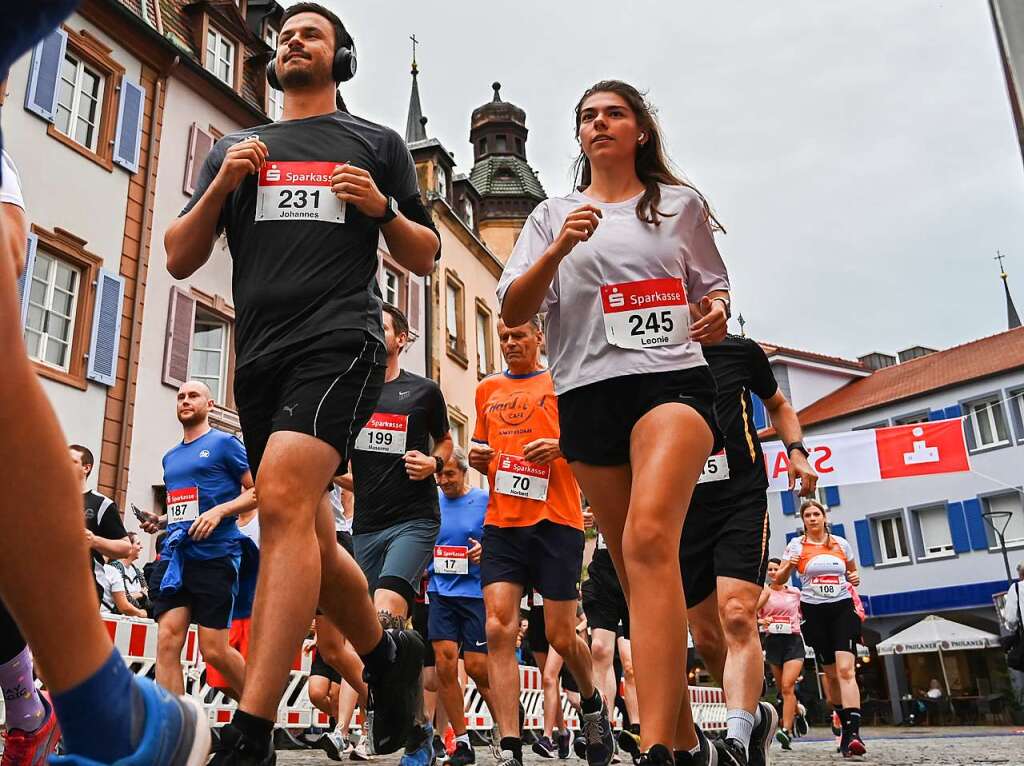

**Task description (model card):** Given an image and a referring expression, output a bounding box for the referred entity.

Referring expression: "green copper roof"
[469,155,545,200]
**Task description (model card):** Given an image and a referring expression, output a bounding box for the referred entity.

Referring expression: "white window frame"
[463,197,475,229]
[446,280,462,353]
[190,310,230,404]
[436,167,448,199]
[383,266,401,308]
[984,493,1024,550]
[914,504,954,559]
[55,52,105,152]
[874,514,911,565]
[264,26,284,120]
[205,27,235,86]
[23,252,81,373]
[966,396,1011,450]
[476,307,491,376]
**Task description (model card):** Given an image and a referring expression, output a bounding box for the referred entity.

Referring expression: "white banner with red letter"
[762,420,971,490]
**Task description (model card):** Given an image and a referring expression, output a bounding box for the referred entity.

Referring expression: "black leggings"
[0,598,27,664]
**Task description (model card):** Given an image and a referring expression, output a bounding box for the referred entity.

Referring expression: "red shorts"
[205,617,251,690]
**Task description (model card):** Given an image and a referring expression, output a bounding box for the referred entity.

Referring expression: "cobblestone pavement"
[276,727,1024,765]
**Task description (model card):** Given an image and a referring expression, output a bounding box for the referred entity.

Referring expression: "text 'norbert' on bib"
[600,277,689,350]
[256,161,346,223]
[494,454,550,502]
[167,487,199,524]
[354,413,408,454]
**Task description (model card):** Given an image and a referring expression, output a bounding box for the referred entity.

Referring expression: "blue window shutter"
[751,393,767,430]
[824,485,841,507]
[86,270,125,386]
[946,501,970,554]
[24,28,68,122]
[113,79,145,173]
[854,519,875,567]
[963,498,989,551]
[16,234,39,330]
[928,409,946,421]
[780,491,796,516]
[944,404,963,420]
[831,522,847,540]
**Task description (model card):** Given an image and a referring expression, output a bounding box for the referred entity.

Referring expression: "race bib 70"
[600,278,689,350]
[494,454,550,502]
[256,161,346,223]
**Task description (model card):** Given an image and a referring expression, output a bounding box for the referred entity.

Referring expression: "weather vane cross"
[410,34,419,67]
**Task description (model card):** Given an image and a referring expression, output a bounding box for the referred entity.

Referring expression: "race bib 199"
[767,620,793,635]
[167,487,200,524]
[256,161,346,223]
[434,545,469,575]
[697,452,730,484]
[494,454,550,502]
[809,575,844,600]
[600,278,689,350]
[354,413,408,454]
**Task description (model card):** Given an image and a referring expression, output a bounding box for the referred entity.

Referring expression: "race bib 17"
[256,161,346,223]
[434,545,469,575]
[600,278,689,350]
[166,487,200,524]
[354,413,408,455]
[494,454,551,502]
[697,452,730,484]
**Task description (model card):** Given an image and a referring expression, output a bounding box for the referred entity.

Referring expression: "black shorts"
[481,521,583,601]
[764,633,806,667]
[680,488,770,607]
[234,330,385,476]
[527,599,548,654]
[581,554,630,638]
[411,599,435,668]
[337,530,354,557]
[310,649,342,684]
[800,599,861,666]
[150,557,237,630]
[557,367,722,466]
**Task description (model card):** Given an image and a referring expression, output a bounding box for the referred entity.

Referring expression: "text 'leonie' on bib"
[434,545,469,575]
[167,487,200,524]
[600,277,689,350]
[256,161,346,223]
[697,451,730,484]
[494,454,551,502]
[354,413,408,454]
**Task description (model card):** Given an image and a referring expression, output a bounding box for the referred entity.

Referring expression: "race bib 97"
[494,454,550,502]
[167,487,199,524]
[767,620,793,635]
[697,452,730,484]
[354,413,408,455]
[434,545,469,575]
[256,161,346,223]
[600,278,689,350]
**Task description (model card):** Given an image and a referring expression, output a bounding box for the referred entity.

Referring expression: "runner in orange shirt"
[469,318,613,766]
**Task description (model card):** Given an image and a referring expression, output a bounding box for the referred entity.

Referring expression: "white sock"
[726,709,755,754]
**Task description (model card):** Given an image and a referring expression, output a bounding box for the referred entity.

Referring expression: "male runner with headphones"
[165,4,441,764]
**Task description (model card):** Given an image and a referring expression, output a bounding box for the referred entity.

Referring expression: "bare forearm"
[220,487,258,518]
[767,400,804,445]
[431,436,454,464]
[500,248,562,327]
[164,182,230,279]
[2,204,28,276]
[381,215,439,277]
[93,537,132,558]
[334,474,354,492]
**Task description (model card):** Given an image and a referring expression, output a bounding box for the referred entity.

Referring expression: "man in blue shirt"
[144,381,257,699]
[430,448,493,766]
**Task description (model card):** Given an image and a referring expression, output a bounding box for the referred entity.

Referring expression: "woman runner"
[498,79,730,766]
[756,558,805,750]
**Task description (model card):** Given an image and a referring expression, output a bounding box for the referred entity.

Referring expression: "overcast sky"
[302,0,1024,360]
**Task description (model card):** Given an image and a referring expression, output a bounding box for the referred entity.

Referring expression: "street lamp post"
[982,509,1015,586]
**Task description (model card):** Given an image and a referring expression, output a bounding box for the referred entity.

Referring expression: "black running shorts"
[763,633,807,667]
[581,553,630,638]
[233,330,385,476]
[800,598,861,666]
[557,367,722,466]
[480,521,583,601]
[680,487,770,608]
[310,649,342,684]
[527,599,548,654]
[150,557,237,630]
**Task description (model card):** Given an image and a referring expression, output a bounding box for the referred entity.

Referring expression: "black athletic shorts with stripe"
[234,330,385,477]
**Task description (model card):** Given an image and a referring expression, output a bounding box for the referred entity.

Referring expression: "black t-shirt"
[83,490,128,569]
[694,335,779,503]
[351,370,450,534]
[181,110,439,370]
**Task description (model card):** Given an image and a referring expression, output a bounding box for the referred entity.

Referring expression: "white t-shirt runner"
[1,150,25,209]
[783,534,855,605]
[497,184,729,395]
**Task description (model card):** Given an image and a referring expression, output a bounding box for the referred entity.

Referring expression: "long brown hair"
[799,498,833,545]
[572,80,723,230]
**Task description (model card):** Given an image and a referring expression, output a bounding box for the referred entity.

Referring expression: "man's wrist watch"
[375,195,399,224]
[434,456,444,473]
[787,441,810,459]
[711,296,731,319]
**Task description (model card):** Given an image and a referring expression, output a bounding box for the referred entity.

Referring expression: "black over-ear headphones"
[266,36,357,91]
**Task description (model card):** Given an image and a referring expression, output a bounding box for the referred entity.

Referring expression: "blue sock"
[52,648,140,762]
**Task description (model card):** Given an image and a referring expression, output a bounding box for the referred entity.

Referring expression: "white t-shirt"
[1,150,26,209]
[238,514,261,548]
[497,184,730,395]
[330,486,352,534]
[783,534,855,605]
[104,562,145,599]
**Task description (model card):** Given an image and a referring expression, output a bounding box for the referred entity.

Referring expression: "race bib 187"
[494,454,551,502]
[354,413,408,455]
[434,545,469,575]
[256,161,346,223]
[697,452,730,484]
[167,487,200,524]
[600,277,689,350]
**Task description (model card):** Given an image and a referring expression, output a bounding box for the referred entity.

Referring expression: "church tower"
[469,82,546,262]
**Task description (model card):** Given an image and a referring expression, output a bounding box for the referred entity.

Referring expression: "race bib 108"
[256,161,346,223]
[600,278,689,350]
[354,413,408,454]
[809,575,844,600]
[494,454,551,502]
[166,487,200,524]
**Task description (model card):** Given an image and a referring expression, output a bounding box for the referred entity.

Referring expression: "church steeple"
[996,251,1022,329]
[405,35,427,144]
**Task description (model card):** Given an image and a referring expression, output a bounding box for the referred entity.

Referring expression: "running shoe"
[676,725,718,766]
[573,734,587,760]
[794,710,808,738]
[320,732,347,762]
[842,735,866,758]
[617,730,641,763]
[774,728,791,751]
[636,745,673,766]
[830,711,842,737]
[433,735,447,762]
[447,741,476,766]
[488,726,502,761]
[579,698,614,766]
[557,729,572,759]
[532,736,557,759]
[50,677,211,766]
[364,630,425,755]
[205,725,274,766]
[350,740,373,761]
[1,692,60,766]
[713,738,747,766]
[496,751,521,766]
[399,724,435,766]
[747,701,778,766]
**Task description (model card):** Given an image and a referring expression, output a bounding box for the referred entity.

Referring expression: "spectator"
[1003,561,1022,631]
[104,533,150,618]
[925,679,943,700]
